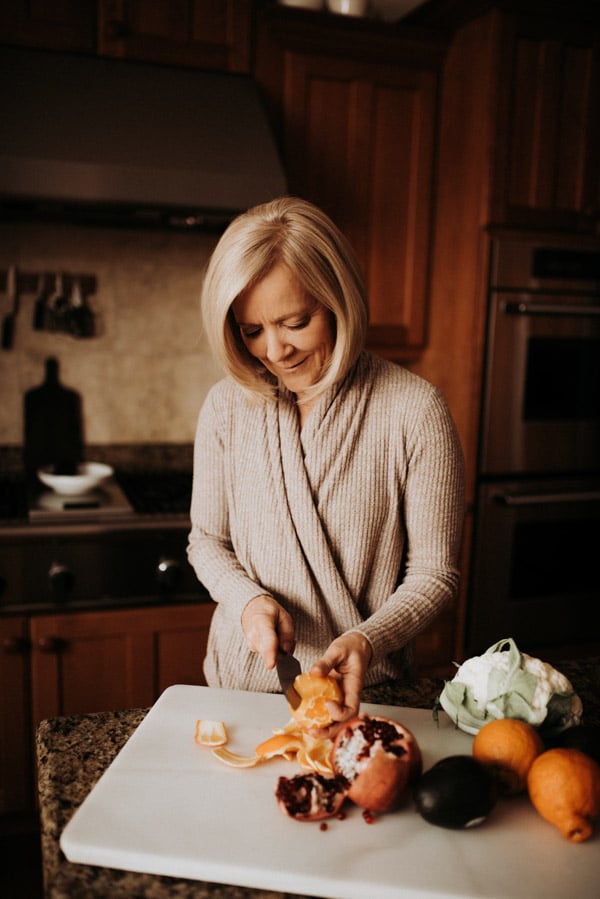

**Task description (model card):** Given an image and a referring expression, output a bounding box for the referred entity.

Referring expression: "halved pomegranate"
[331,714,422,814]
[275,772,349,821]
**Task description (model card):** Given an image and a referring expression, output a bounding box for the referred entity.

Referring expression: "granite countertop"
[37,660,600,899]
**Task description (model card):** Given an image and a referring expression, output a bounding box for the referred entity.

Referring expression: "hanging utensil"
[33,273,50,330]
[45,272,69,332]
[1,265,18,350]
[67,278,96,338]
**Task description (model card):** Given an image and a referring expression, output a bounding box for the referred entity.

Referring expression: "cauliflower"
[437,638,583,735]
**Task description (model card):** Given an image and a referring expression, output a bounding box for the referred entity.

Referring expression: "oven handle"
[494,490,600,507]
[502,300,600,317]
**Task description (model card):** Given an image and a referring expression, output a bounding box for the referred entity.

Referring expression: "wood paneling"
[97,0,253,71]
[259,24,441,355]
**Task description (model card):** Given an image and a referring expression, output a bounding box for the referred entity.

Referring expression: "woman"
[187,197,465,726]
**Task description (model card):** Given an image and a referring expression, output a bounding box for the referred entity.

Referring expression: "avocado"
[413,755,497,829]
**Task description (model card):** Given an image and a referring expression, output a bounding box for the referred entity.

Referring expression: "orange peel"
[211,746,261,768]
[194,719,229,747]
[255,733,306,760]
[255,728,334,773]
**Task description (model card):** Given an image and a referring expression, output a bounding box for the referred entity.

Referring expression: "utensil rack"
[0,270,97,296]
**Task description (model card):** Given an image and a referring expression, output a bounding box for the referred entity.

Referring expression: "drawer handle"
[2,636,30,654]
[37,636,66,654]
[502,300,600,317]
[494,490,600,507]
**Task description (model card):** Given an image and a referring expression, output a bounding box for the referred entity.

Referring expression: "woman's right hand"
[241,594,295,671]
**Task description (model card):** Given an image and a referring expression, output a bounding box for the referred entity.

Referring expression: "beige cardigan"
[187,351,465,692]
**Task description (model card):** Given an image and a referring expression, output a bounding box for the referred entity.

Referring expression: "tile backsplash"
[0,221,224,449]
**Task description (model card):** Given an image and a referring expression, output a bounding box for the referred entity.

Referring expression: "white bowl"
[37,462,114,496]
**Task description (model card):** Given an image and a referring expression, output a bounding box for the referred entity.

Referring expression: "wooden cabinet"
[29,603,214,727]
[97,0,253,72]
[0,0,253,72]
[0,0,97,52]
[490,9,600,232]
[409,0,600,234]
[256,10,446,358]
[0,602,214,819]
[0,617,31,817]
[406,1,600,665]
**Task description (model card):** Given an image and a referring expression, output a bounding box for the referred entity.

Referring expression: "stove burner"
[115,470,192,515]
[0,473,28,520]
[28,477,133,521]
[0,468,193,522]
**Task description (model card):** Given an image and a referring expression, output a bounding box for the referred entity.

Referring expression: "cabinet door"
[0,0,96,51]
[154,602,214,692]
[287,53,437,355]
[29,603,213,729]
[254,12,444,359]
[0,617,32,815]
[492,13,599,231]
[97,0,252,72]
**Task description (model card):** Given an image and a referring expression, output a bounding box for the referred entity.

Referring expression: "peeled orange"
[290,672,343,730]
[472,718,544,794]
[527,748,600,842]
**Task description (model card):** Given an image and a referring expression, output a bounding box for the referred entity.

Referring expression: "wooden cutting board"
[60,685,599,899]
[23,357,83,480]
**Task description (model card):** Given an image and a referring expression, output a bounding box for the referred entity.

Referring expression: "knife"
[276,650,302,709]
[1,265,17,350]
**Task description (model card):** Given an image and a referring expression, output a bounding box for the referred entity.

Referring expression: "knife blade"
[276,650,302,709]
[1,265,17,350]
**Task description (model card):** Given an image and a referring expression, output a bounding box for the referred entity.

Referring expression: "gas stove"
[115,470,193,516]
[28,477,134,522]
[0,469,201,613]
[0,469,193,524]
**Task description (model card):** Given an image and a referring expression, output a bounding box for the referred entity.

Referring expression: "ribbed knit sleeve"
[187,383,270,620]
[345,382,465,664]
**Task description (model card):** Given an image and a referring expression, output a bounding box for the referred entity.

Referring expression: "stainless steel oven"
[466,234,600,657]
[480,235,600,476]
[468,477,600,652]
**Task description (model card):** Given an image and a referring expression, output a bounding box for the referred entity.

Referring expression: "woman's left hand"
[309,631,372,727]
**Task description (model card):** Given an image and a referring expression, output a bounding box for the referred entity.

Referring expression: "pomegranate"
[331,714,422,813]
[275,772,348,821]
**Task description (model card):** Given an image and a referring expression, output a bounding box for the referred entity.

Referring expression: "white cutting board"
[61,685,599,899]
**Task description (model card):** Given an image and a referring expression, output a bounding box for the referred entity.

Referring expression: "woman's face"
[232,264,335,398]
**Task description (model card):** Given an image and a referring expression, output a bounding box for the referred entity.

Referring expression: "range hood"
[0,46,287,230]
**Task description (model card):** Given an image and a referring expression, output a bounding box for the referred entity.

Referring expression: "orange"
[472,718,544,794]
[290,672,343,730]
[527,748,600,843]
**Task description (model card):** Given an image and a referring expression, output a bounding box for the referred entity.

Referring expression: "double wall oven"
[467,233,600,656]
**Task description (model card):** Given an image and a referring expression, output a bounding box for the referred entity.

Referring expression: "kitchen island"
[37,659,600,899]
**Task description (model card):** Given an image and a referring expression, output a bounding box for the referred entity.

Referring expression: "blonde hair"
[201,196,368,401]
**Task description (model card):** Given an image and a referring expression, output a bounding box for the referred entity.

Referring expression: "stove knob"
[157,557,182,591]
[48,562,74,598]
